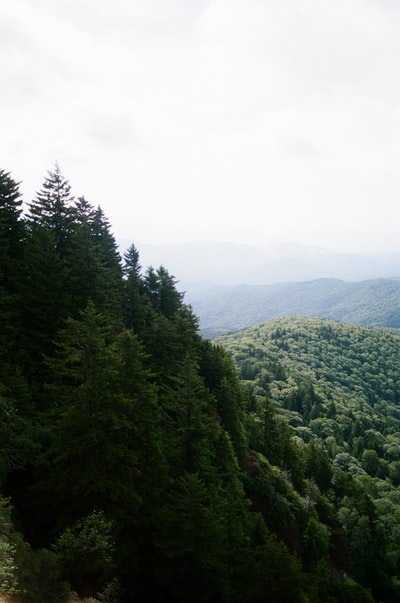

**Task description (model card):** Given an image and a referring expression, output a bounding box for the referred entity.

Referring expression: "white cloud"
[1,0,400,253]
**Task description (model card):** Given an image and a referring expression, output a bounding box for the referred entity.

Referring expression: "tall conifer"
[121,244,149,333]
[0,169,25,291]
[27,163,75,251]
[0,170,25,363]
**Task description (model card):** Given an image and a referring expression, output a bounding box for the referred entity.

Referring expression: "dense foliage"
[0,165,398,602]
[217,316,400,602]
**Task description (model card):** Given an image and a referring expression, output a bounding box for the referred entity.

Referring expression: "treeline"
[0,166,386,602]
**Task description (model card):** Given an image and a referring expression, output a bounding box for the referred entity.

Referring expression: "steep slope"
[186,278,400,336]
[217,316,400,489]
[216,317,400,601]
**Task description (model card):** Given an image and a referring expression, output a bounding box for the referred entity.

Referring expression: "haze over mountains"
[185,278,400,337]
[120,241,400,336]
[128,240,400,286]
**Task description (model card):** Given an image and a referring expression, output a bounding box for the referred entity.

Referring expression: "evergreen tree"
[121,243,149,334]
[88,206,123,325]
[111,329,167,596]
[140,266,200,380]
[0,169,25,292]
[36,303,166,598]
[144,265,184,319]
[160,355,219,476]
[42,303,141,524]
[27,164,75,252]
[262,396,281,464]
[0,169,25,365]
[19,165,75,381]
[156,471,230,602]
[199,340,246,460]
[62,197,103,316]
[305,440,332,492]
[19,224,71,383]
[236,528,306,603]
[65,196,122,323]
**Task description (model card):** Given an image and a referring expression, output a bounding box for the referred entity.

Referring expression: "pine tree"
[156,472,230,602]
[64,196,122,323]
[138,266,200,382]
[27,164,75,252]
[19,165,76,380]
[0,171,35,496]
[19,224,71,382]
[33,304,165,562]
[199,341,246,460]
[63,197,104,316]
[144,265,184,319]
[88,206,122,325]
[0,170,25,363]
[121,243,149,334]
[112,329,167,597]
[42,303,138,521]
[0,169,25,292]
[160,355,221,476]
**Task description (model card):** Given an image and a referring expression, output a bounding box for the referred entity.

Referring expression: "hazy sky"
[2,0,400,253]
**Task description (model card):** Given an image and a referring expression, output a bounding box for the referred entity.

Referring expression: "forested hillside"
[186,278,400,337]
[217,317,400,602]
[1,165,399,603]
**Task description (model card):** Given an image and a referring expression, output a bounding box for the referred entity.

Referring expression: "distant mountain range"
[122,240,400,286]
[184,278,400,337]
[117,240,400,336]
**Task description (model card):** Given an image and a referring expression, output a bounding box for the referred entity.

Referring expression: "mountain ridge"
[184,277,400,337]
[118,239,400,286]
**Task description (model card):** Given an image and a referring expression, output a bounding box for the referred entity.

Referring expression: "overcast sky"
[2,0,400,253]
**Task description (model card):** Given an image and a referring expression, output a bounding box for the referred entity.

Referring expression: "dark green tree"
[156,472,230,602]
[262,396,281,464]
[27,164,75,252]
[64,196,122,324]
[140,266,200,380]
[198,341,246,460]
[19,224,71,384]
[88,206,122,325]
[144,265,184,319]
[0,169,25,293]
[111,329,167,596]
[19,165,76,381]
[304,440,332,492]
[0,169,25,368]
[160,355,219,476]
[234,520,306,603]
[121,243,149,334]
[37,303,167,599]
[27,163,74,252]
[42,303,142,525]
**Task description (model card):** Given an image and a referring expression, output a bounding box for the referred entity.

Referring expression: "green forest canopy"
[0,165,400,603]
